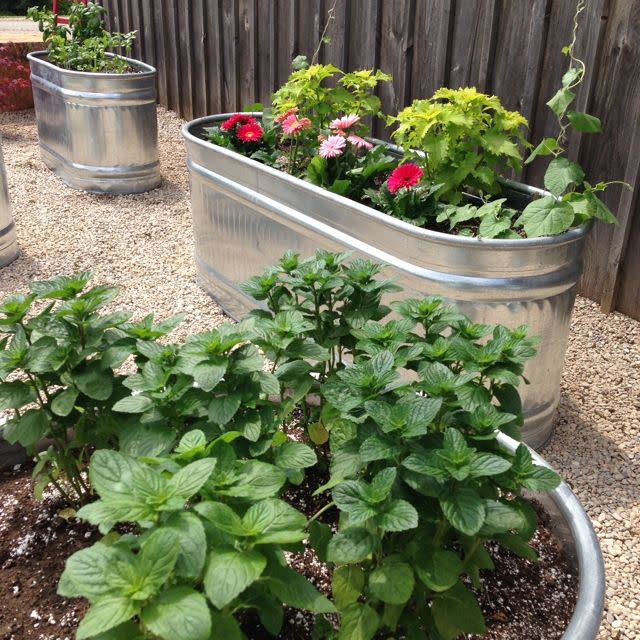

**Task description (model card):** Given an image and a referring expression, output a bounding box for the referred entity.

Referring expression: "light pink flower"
[319,135,347,159]
[347,135,373,150]
[282,114,311,136]
[330,114,360,130]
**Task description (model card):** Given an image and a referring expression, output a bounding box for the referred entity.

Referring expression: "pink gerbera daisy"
[347,135,373,150]
[236,122,263,142]
[221,113,257,131]
[330,114,360,130]
[282,114,312,136]
[319,135,347,159]
[387,163,423,193]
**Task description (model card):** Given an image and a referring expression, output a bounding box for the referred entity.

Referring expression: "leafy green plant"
[0,273,182,505]
[59,443,333,640]
[27,1,136,73]
[57,251,562,638]
[389,87,530,205]
[516,0,628,237]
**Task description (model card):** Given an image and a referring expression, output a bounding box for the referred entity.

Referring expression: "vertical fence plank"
[140,0,156,67]
[321,0,348,69]
[257,1,277,106]
[275,0,297,87]
[410,0,454,100]
[177,0,195,119]
[128,0,142,60]
[577,1,640,309]
[152,0,169,108]
[190,0,209,118]
[298,0,322,61]
[377,0,416,137]
[204,0,223,114]
[238,0,258,109]
[162,0,181,114]
[221,0,239,112]
[449,0,499,91]
[346,0,380,71]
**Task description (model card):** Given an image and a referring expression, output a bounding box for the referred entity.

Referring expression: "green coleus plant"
[56,251,562,639]
[0,273,182,505]
[28,1,136,73]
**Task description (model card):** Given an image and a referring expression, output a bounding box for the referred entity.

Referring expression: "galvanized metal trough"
[497,432,605,640]
[0,136,19,267]
[183,114,590,450]
[27,51,161,194]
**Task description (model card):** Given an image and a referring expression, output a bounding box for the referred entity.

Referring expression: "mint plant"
[59,442,334,640]
[28,1,136,73]
[0,273,181,505]
[57,251,563,639]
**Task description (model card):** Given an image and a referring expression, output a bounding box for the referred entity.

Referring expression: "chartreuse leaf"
[338,602,380,640]
[368,558,414,604]
[76,597,139,640]
[141,587,211,640]
[204,548,266,609]
[332,566,365,609]
[432,582,486,638]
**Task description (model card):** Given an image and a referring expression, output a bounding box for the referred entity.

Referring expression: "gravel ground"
[0,17,41,43]
[0,106,639,639]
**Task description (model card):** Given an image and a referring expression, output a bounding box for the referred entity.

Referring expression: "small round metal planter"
[497,432,605,639]
[0,136,19,267]
[27,51,161,195]
[183,114,590,450]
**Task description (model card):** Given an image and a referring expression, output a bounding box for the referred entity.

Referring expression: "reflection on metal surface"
[497,432,605,640]
[28,51,161,194]
[183,115,590,450]
[0,137,19,267]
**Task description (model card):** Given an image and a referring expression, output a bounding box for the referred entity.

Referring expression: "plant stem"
[307,500,336,526]
[311,0,339,65]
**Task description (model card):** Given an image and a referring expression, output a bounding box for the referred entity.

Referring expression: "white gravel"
[1,106,639,639]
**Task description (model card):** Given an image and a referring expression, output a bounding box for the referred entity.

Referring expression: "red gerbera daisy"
[236,122,264,142]
[387,163,423,193]
[221,113,257,131]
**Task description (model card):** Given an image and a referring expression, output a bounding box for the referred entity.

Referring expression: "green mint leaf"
[169,458,217,499]
[520,465,562,491]
[192,362,227,392]
[242,498,307,544]
[141,587,211,640]
[0,380,37,411]
[58,543,123,600]
[2,409,49,447]
[376,499,418,532]
[165,512,207,579]
[332,565,365,610]
[204,548,266,609]
[51,387,79,417]
[543,158,585,196]
[432,582,486,637]
[479,500,527,535]
[112,395,154,414]
[77,597,139,640]
[468,453,512,477]
[266,564,336,613]
[274,441,318,469]
[439,487,486,536]
[368,559,414,604]
[195,501,245,536]
[208,612,243,640]
[138,528,181,594]
[309,520,333,563]
[415,549,464,592]
[516,196,575,237]
[327,528,377,564]
[208,393,242,425]
[73,362,114,400]
[337,602,380,640]
[566,110,602,133]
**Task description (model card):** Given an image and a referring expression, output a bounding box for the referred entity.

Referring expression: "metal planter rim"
[26,50,156,78]
[497,432,605,639]
[182,114,592,250]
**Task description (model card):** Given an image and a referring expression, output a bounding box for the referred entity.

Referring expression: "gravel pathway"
[1,107,639,639]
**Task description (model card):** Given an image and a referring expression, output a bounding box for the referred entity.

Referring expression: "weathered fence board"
[98,0,640,320]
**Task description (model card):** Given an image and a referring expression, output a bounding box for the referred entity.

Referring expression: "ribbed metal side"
[183,115,590,450]
[27,51,161,195]
[0,136,19,267]
[497,432,605,640]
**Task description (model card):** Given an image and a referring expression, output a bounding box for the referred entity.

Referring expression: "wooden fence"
[99,0,640,320]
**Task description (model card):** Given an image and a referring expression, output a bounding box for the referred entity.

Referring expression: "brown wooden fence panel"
[98,0,640,320]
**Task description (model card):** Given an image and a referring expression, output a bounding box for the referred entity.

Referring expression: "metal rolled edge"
[27,50,157,79]
[182,115,592,251]
[186,156,583,302]
[496,431,606,640]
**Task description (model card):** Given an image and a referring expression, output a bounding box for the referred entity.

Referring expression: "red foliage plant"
[0,43,38,112]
